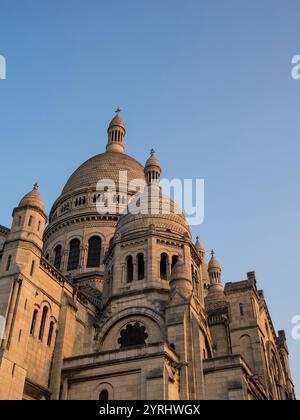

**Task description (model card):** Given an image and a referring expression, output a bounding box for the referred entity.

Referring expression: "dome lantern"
[144,148,161,186]
[208,249,222,285]
[106,108,126,153]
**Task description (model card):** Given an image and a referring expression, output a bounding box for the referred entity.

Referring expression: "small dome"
[205,283,226,311]
[18,183,45,213]
[145,148,161,169]
[116,188,191,240]
[108,109,125,131]
[208,250,221,271]
[170,255,193,298]
[170,255,188,282]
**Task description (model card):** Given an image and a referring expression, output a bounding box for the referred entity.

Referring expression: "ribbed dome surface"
[62,151,144,195]
[208,254,221,271]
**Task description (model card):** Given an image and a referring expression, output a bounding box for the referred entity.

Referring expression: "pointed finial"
[33,182,39,191]
[150,148,155,156]
[211,249,215,257]
[196,236,199,241]
[115,107,121,115]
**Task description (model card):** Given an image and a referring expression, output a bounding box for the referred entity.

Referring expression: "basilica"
[0,111,295,400]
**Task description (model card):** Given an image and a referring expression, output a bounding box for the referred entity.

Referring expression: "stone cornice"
[43,212,118,242]
[13,204,47,222]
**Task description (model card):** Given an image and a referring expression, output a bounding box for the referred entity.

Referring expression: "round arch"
[97,307,165,349]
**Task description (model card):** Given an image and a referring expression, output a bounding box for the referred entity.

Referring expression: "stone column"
[62,249,69,271]
[168,261,172,281]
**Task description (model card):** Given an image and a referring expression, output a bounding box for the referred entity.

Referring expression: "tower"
[0,184,47,399]
[1,183,47,276]
[205,250,231,357]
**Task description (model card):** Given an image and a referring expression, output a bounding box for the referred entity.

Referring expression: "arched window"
[239,303,244,317]
[205,337,212,359]
[30,260,35,276]
[28,215,33,227]
[160,253,168,280]
[99,390,109,400]
[171,255,178,269]
[6,255,12,271]
[137,253,145,280]
[87,236,101,268]
[118,322,148,348]
[54,245,62,270]
[47,321,55,346]
[67,239,80,271]
[126,256,133,283]
[30,310,38,336]
[38,306,48,341]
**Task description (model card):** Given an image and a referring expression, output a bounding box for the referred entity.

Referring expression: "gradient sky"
[0,0,299,396]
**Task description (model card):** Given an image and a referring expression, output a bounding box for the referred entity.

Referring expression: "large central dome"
[43,110,147,282]
[62,151,144,195]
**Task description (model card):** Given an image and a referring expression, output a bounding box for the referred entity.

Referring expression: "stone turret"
[170,255,193,299]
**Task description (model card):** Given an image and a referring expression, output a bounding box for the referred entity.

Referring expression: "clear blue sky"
[0,0,299,396]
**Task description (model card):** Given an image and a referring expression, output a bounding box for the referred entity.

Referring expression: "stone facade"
[0,111,296,400]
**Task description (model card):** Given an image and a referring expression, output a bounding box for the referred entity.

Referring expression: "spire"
[206,249,226,309]
[106,108,126,153]
[144,148,161,186]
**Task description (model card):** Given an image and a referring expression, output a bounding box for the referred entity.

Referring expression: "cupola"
[106,108,126,153]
